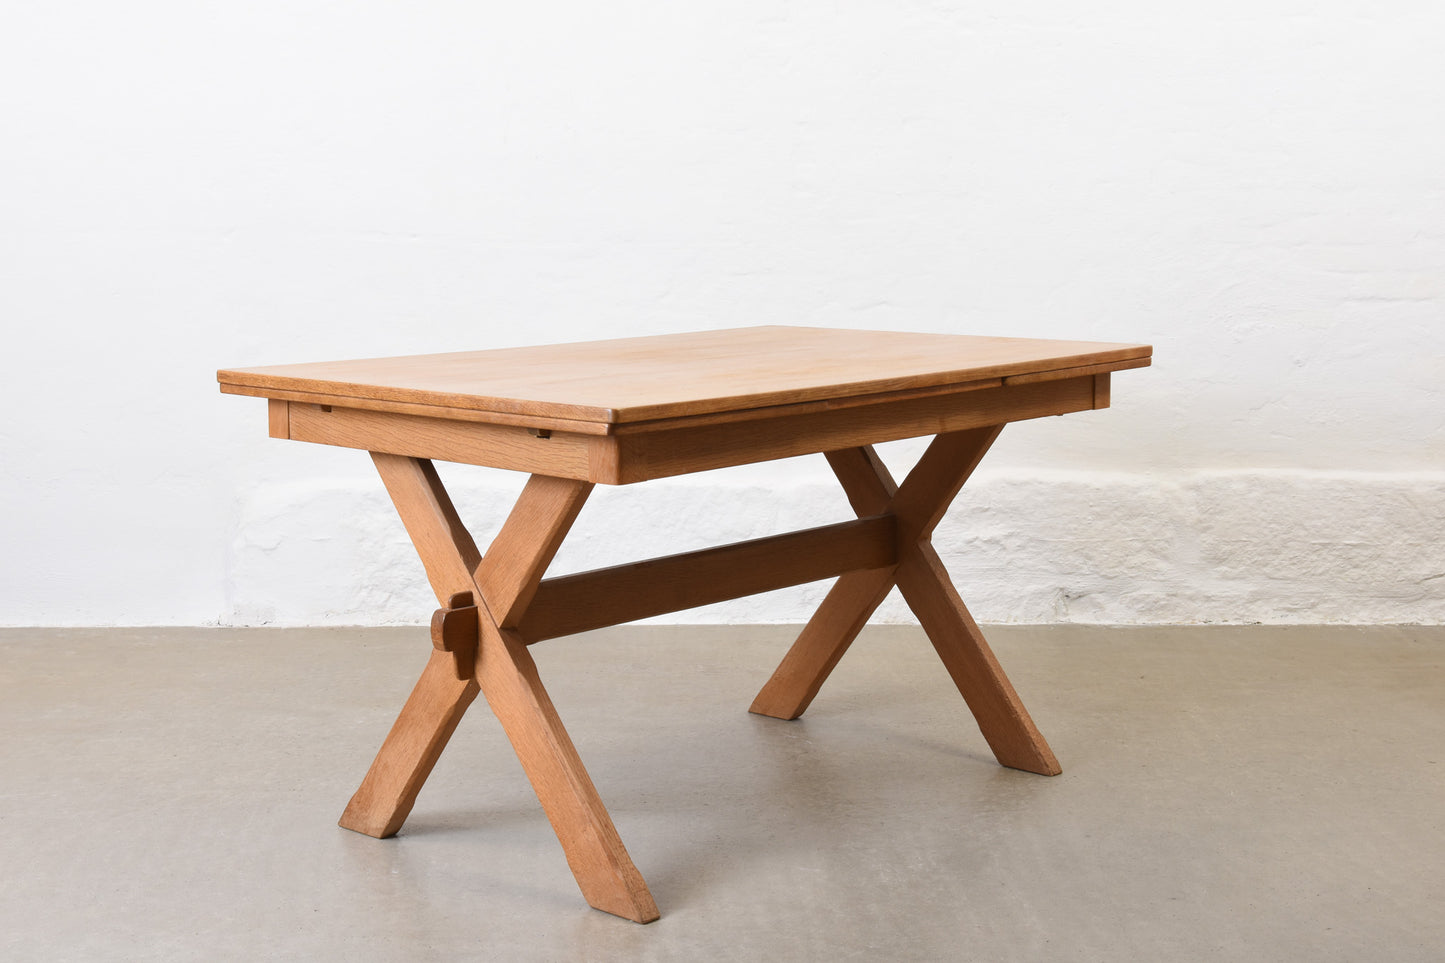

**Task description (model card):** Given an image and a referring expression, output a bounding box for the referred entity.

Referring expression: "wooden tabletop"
[218,326,1151,429]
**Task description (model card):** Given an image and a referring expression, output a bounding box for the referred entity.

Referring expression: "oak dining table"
[218,325,1152,922]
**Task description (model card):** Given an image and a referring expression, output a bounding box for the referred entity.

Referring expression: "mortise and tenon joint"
[430,591,479,681]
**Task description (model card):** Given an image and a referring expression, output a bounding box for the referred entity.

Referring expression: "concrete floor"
[0,624,1441,962]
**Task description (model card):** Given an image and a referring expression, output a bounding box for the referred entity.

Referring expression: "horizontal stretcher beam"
[517,514,899,643]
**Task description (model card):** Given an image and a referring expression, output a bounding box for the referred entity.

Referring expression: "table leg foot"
[754,434,1062,776]
[898,545,1061,776]
[749,567,895,720]
[339,649,480,838]
[479,626,659,923]
[361,455,658,919]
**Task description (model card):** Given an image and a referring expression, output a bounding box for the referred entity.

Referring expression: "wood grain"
[226,384,611,435]
[896,544,1061,775]
[829,436,1060,775]
[474,621,659,922]
[218,326,1152,426]
[1002,355,1150,386]
[607,376,1003,435]
[473,475,593,629]
[883,425,1003,541]
[1093,372,1111,409]
[355,456,657,921]
[338,650,479,838]
[267,398,289,438]
[753,430,1060,775]
[519,515,898,642]
[370,454,482,602]
[228,327,1154,921]
[277,374,1099,486]
[431,592,479,682]
[748,566,899,720]
[611,376,1093,483]
[290,404,601,480]
[339,456,485,839]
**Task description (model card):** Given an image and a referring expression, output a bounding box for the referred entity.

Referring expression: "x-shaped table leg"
[338,453,659,922]
[337,429,1054,924]
[750,426,1061,776]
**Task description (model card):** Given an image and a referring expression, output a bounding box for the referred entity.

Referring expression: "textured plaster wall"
[225,466,1445,626]
[3,2,1443,626]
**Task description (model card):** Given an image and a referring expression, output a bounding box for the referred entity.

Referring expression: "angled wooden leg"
[340,651,479,837]
[748,435,966,720]
[850,430,1057,774]
[748,567,896,719]
[750,447,901,719]
[344,455,657,922]
[896,543,1059,775]
[475,622,658,922]
[340,455,484,837]
[471,475,658,923]
[752,427,1060,776]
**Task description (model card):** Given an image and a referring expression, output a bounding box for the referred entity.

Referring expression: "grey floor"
[1,625,1442,962]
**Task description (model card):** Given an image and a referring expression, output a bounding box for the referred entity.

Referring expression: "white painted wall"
[2,2,1442,626]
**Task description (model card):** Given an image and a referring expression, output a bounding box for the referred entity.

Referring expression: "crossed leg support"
[337,427,1057,923]
[339,454,657,922]
[750,426,1060,776]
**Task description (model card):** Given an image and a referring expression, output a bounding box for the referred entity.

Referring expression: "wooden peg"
[430,592,479,681]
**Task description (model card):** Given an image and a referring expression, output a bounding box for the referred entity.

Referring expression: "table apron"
[276,373,1103,484]
[283,402,606,479]
[610,374,1103,482]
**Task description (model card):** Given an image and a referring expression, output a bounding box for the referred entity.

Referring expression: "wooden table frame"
[221,328,1149,923]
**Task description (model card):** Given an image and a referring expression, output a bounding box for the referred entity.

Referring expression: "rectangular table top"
[218,326,1151,430]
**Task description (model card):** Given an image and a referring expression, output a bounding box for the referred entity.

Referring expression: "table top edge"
[218,328,1152,428]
